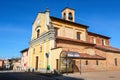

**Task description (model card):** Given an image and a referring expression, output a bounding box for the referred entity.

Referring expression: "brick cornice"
[95,45,120,53]
[56,36,95,46]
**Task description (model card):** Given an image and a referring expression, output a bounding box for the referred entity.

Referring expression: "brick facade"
[56,37,120,72]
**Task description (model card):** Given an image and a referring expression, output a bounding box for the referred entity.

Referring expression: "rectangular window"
[115,58,117,66]
[102,39,105,46]
[93,38,96,44]
[85,60,88,65]
[54,27,58,36]
[90,36,96,44]
[96,60,99,65]
[40,45,42,52]
[33,48,35,54]
[77,32,81,40]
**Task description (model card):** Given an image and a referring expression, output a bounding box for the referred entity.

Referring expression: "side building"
[21,48,29,71]
[0,59,3,70]
[22,7,120,73]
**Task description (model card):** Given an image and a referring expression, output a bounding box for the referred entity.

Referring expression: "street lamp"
[45,53,50,72]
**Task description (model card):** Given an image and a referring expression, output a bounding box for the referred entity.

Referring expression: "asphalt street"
[0,72,84,80]
[0,72,48,80]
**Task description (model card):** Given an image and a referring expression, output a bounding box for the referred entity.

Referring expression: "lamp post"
[45,53,49,72]
[66,52,69,75]
[66,55,68,75]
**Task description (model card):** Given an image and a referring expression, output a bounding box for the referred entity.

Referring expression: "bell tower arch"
[62,7,75,22]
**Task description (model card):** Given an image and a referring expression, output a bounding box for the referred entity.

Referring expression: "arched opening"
[59,51,106,73]
[68,12,73,21]
[60,51,80,73]
[63,13,66,20]
[37,29,40,38]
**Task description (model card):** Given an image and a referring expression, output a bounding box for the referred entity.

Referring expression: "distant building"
[3,58,21,70]
[20,48,28,71]
[11,58,21,70]
[21,7,120,73]
[0,59,3,69]
[3,60,10,70]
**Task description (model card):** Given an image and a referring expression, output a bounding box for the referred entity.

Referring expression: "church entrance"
[60,51,81,73]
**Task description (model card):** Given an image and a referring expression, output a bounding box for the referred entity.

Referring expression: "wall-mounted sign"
[45,53,49,58]
[67,52,80,58]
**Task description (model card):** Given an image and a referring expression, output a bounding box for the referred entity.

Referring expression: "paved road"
[2,71,120,80]
[63,71,120,80]
[0,72,48,80]
[0,72,84,80]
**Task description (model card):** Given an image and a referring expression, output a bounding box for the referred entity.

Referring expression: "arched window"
[37,29,40,38]
[68,12,73,20]
[63,13,66,20]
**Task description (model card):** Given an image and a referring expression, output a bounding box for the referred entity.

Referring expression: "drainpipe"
[80,58,82,74]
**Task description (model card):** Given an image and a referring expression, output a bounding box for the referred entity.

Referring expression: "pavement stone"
[63,71,120,80]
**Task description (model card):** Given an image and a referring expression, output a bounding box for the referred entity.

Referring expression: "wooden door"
[56,59,58,70]
[72,60,79,72]
[35,56,39,70]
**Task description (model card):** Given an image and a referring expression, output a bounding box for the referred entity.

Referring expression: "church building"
[21,7,120,73]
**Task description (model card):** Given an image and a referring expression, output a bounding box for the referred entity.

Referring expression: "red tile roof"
[20,48,29,53]
[95,45,120,53]
[56,36,120,53]
[80,53,106,60]
[56,36,94,45]
[50,16,89,29]
[88,31,110,39]
[61,51,106,60]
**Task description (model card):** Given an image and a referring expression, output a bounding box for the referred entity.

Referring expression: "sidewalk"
[0,70,25,73]
[63,71,120,80]
[0,70,14,73]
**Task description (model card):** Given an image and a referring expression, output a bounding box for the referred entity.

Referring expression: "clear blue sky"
[0,0,120,59]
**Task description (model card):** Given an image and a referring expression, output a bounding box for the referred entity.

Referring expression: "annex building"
[21,7,120,73]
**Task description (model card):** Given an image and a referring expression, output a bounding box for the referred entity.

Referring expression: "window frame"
[114,58,117,66]
[102,39,105,46]
[54,27,59,37]
[96,60,99,65]
[68,12,73,21]
[40,45,42,52]
[85,60,88,65]
[37,29,40,38]
[63,13,66,20]
[77,32,81,40]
